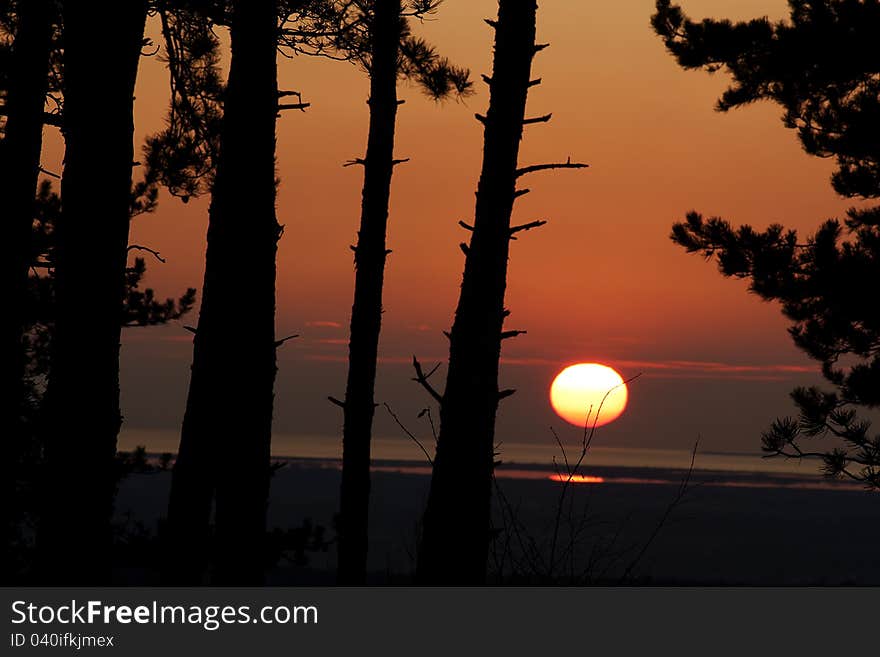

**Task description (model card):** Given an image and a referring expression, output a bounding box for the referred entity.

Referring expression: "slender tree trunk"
[166,0,280,585]
[0,0,54,583]
[417,0,538,584]
[38,1,148,584]
[337,0,401,586]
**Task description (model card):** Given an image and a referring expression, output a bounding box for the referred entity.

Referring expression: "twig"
[550,427,571,477]
[278,102,311,112]
[418,407,438,443]
[510,220,547,237]
[384,403,433,466]
[547,373,643,577]
[516,157,589,178]
[412,356,443,403]
[618,438,700,583]
[127,244,166,263]
[523,113,552,125]
[274,334,299,349]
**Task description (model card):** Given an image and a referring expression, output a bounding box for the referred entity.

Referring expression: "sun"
[550,363,628,428]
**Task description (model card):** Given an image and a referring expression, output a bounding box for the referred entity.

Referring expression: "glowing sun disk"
[549,363,628,428]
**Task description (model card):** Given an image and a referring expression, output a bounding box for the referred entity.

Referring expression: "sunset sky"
[42,1,864,461]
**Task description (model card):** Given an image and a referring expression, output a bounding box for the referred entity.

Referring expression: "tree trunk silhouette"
[0,0,54,582]
[38,1,148,584]
[417,0,539,584]
[337,0,401,586]
[167,0,280,585]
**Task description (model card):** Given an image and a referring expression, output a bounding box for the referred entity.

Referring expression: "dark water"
[115,459,880,585]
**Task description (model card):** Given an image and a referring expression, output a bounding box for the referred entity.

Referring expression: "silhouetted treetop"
[286,0,472,99]
[657,0,880,487]
[146,0,346,202]
[397,31,472,100]
[672,216,880,489]
[146,1,471,206]
[653,0,880,199]
[673,208,880,392]
[144,3,224,201]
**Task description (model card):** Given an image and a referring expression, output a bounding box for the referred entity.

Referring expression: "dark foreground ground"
[114,461,880,585]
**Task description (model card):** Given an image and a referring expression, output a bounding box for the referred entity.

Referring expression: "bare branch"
[127,245,166,263]
[523,113,552,125]
[510,220,548,237]
[384,403,433,466]
[274,334,299,349]
[550,426,571,477]
[412,356,443,404]
[619,438,699,583]
[423,361,442,379]
[343,158,367,167]
[516,157,589,178]
[328,396,345,409]
[418,406,438,443]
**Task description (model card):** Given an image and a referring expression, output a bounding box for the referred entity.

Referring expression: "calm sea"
[117,427,863,492]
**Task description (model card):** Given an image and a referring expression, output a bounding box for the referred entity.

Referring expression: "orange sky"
[41,1,862,459]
